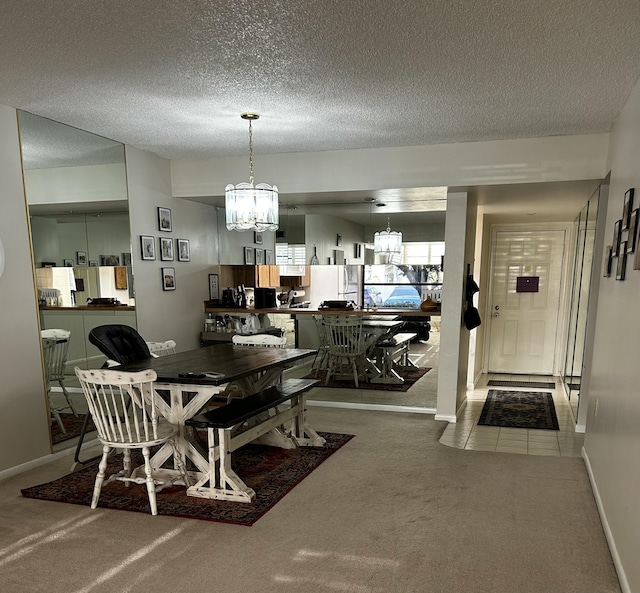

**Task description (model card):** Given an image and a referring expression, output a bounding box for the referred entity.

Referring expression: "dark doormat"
[488,380,556,389]
[478,390,559,430]
[22,431,354,526]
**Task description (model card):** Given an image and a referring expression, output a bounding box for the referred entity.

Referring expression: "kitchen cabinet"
[226,265,280,288]
[280,265,310,287]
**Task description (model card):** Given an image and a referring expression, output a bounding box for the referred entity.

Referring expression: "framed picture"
[244,246,254,265]
[160,236,174,261]
[613,219,622,256]
[76,251,87,266]
[177,239,190,262]
[140,235,156,260]
[158,207,172,232]
[622,188,635,230]
[354,243,362,259]
[265,249,274,264]
[63,259,73,267]
[162,267,176,291]
[208,273,219,300]
[122,252,132,266]
[254,231,263,245]
[89,260,98,267]
[634,240,640,270]
[604,245,613,277]
[616,242,628,280]
[255,248,265,264]
[100,254,119,266]
[336,234,342,247]
[627,209,638,253]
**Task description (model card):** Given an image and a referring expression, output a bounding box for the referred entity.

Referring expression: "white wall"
[171,134,609,198]
[24,163,128,206]
[304,214,366,265]
[125,146,218,351]
[0,105,51,472]
[435,192,473,421]
[583,77,640,593]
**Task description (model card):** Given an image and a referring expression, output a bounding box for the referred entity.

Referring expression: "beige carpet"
[0,407,620,593]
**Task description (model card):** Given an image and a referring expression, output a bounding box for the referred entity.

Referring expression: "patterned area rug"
[488,380,556,389]
[478,390,559,430]
[305,368,431,392]
[22,432,354,526]
[51,413,96,445]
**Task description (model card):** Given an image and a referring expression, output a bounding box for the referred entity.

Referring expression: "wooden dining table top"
[116,344,317,386]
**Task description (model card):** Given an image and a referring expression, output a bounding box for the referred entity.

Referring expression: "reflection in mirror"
[561,186,600,420]
[18,111,134,452]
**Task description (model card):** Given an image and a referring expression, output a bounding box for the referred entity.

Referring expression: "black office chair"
[88,324,152,365]
[73,325,153,469]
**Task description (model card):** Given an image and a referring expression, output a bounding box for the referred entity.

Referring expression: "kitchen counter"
[40,305,136,311]
[203,307,440,317]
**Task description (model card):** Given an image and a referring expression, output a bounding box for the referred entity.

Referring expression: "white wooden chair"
[41,330,77,433]
[322,315,367,388]
[231,334,287,348]
[146,339,177,357]
[311,314,330,376]
[74,367,189,516]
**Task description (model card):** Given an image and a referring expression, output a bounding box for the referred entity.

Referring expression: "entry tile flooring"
[439,374,584,458]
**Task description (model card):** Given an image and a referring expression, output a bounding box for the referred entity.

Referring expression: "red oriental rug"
[22,432,354,526]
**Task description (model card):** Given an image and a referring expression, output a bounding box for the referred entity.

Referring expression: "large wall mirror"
[18,111,135,451]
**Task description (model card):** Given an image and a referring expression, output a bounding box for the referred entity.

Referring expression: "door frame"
[482,222,574,376]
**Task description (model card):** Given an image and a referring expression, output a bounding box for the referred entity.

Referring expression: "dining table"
[116,343,325,499]
[361,319,405,381]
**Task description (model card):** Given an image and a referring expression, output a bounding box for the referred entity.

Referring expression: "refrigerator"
[309,265,362,308]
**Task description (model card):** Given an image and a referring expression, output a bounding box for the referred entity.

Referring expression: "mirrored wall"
[18,111,134,451]
[561,185,600,419]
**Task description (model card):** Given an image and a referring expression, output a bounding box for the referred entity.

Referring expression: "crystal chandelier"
[225,112,279,232]
[374,218,402,263]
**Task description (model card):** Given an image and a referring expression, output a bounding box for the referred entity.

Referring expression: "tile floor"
[439,374,585,457]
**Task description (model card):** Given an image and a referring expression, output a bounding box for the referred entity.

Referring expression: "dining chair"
[73,325,153,469]
[41,330,77,433]
[74,367,189,516]
[146,339,177,356]
[311,314,330,377]
[322,315,367,388]
[88,324,152,365]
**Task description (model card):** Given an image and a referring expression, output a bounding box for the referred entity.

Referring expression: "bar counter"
[203,307,440,317]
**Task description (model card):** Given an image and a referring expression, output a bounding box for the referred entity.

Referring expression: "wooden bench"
[185,377,323,502]
[371,332,418,384]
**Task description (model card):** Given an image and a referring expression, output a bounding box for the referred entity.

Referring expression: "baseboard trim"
[582,447,630,593]
[0,438,99,483]
[307,400,436,415]
[434,413,457,422]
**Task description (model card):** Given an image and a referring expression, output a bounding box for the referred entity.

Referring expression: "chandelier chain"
[248,119,254,186]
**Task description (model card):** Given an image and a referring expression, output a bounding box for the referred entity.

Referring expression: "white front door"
[487,228,566,374]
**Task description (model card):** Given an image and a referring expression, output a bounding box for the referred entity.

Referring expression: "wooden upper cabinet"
[255,265,280,287]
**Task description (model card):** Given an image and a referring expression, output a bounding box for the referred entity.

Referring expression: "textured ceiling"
[1,0,640,163]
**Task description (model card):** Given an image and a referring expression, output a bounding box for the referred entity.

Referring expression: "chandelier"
[374,218,402,262]
[225,112,279,232]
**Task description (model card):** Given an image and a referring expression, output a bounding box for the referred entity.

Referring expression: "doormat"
[304,368,431,392]
[488,380,556,389]
[51,413,95,445]
[478,390,559,430]
[22,432,354,526]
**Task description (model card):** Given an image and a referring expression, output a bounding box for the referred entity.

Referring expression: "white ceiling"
[3,1,638,220]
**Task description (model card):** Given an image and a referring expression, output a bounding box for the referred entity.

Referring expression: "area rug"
[51,413,95,445]
[22,432,354,526]
[304,368,431,392]
[477,390,559,430]
[487,380,556,389]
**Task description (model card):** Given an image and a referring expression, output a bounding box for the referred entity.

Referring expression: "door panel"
[488,229,565,374]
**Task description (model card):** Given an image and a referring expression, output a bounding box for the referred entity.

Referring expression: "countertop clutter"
[203,305,440,317]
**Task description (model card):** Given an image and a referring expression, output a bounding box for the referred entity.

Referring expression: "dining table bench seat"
[371,331,418,384]
[184,377,323,502]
